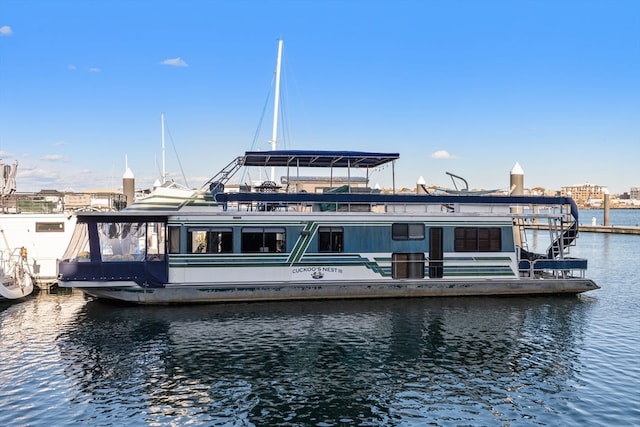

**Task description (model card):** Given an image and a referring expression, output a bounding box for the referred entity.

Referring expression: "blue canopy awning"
[242,150,399,168]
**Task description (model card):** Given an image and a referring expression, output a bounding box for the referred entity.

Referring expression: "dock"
[526,223,640,235]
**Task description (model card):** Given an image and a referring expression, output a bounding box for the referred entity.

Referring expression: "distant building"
[560,183,608,207]
[630,187,640,200]
[280,176,369,193]
[1,190,126,214]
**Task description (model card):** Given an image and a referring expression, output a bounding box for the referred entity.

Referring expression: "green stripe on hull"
[444,268,515,277]
[287,222,318,264]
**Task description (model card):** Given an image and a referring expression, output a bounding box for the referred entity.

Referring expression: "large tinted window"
[241,227,285,253]
[97,221,166,262]
[188,228,233,253]
[454,227,501,252]
[392,223,425,240]
[318,227,343,252]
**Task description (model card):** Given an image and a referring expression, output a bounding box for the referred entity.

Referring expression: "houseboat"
[56,150,599,304]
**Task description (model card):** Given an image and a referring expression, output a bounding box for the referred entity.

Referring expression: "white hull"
[0,265,34,300]
[0,281,34,300]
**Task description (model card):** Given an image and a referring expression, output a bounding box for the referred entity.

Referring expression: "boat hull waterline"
[67,277,598,304]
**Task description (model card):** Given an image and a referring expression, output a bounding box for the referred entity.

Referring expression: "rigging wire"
[240,82,273,185]
[163,119,190,188]
[240,68,279,185]
[240,42,297,185]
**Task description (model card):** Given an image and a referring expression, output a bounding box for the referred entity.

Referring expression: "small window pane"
[408,223,425,239]
[168,226,180,254]
[392,223,424,240]
[392,223,409,240]
[36,222,65,232]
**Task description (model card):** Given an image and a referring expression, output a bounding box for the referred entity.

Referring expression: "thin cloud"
[88,67,101,73]
[15,165,60,181]
[67,64,77,70]
[161,57,189,67]
[52,141,66,147]
[0,26,12,36]
[0,150,14,158]
[41,154,66,162]
[430,150,457,160]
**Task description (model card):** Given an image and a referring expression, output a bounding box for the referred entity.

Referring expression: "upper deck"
[120,149,579,225]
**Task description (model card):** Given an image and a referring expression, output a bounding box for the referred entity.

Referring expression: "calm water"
[580,208,640,227]
[1,223,639,426]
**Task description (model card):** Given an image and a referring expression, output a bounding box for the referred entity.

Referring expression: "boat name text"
[291,267,343,274]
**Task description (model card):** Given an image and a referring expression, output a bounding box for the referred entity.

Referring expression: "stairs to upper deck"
[546,198,580,259]
[547,219,579,259]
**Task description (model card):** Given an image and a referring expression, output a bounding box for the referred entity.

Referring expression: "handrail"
[519,257,587,278]
[200,156,245,191]
[217,191,580,207]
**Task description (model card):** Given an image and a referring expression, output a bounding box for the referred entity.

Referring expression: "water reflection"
[57,296,592,425]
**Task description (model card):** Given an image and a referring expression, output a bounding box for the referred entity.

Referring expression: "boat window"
[392,253,425,279]
[241,227,285,253]
[168,226,180,254]
[318,227,343,252]
[188,227,233,253]
[98,222,146,262]
[146,222,166,261]
[454,227,501,252]
[392,223,425,240]
[35,222,65,232]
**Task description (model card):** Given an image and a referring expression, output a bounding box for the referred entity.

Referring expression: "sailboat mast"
[161,112,166,183]
[270,38,283,182]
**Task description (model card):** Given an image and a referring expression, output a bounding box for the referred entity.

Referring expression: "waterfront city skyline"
[1,1,638,194]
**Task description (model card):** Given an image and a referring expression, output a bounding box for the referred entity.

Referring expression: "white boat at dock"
[57,149,599,304]
[0,192,126,289]
[0,160,126,295]
[0,246,33,301]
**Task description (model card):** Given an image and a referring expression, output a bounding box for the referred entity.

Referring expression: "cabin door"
[429,227,444,278]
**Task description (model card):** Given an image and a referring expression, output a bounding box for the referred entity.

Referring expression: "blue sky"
[1,0,638,194]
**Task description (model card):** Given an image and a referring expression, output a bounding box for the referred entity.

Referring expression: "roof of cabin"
[242,150,399,168]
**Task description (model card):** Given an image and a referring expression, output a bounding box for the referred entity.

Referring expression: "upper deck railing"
[216,191,578,213]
